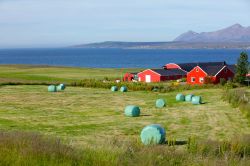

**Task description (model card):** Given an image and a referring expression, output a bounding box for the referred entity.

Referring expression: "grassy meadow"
[0,85,249,145]
[0,65,142,84]
[0,65,250,165]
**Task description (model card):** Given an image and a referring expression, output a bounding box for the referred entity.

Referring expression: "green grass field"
[0,65,250,165]
[0,85,249,147]
[0,65,142,84]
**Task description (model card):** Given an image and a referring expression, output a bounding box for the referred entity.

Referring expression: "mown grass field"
[0,85,249,146]
[0,65,250,165]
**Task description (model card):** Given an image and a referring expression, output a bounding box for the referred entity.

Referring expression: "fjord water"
[0,48,247,68]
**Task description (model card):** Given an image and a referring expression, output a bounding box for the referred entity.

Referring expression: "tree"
[235,52,249,84]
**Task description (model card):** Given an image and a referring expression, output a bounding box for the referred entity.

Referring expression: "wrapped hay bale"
[56,84,66,91]
[152,87,158,92]
[120,86,128,92]
[111,86,118,92]
[176,93,185,101]
[185,94,194,102]
[59,84,66,90]
[155,99,166,108]
[48,85,57,92]
[192,96,202,105]
[140,124,166,145]
[124,105,140,117]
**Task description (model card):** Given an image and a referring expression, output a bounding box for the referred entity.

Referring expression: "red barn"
[137,69,186,83]
[187,62,235,85]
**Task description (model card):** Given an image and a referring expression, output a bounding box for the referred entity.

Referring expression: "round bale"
[155,99,166,108]
[124,105,140,117]
[152,87,158,92]
[48,85,57,92]
[176,93,185,101]
[140,124,166,145]
[192,96,202,105]
[56,84,66,92]
[185,94,194,102]
[56,85,62,92]
[111,86,118,92]
[59,83,66,90]
[120,86,128,92]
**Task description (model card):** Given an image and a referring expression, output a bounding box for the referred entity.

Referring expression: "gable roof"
[151,68,187,76]
[199,64,225,76]
[227,64,236,73]
[177,61,226,72]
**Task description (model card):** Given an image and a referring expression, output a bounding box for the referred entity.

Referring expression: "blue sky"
[0,0,250,48]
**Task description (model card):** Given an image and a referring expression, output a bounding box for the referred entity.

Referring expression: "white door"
[145,75,151,83]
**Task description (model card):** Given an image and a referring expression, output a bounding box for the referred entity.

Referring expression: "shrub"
[220,78,227,86]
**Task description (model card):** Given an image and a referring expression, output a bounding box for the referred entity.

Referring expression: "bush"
[70,79,159,91]
[220,78,227,86]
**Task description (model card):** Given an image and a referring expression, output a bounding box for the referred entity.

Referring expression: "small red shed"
[137,68,186,83]
[187,62,235,85]
[123,72,138,82]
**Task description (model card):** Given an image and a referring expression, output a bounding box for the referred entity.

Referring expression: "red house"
[137,69,186,83]
[187,62,235,85]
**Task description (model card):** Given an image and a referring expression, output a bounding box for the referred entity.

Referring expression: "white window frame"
[191,77,195,82]
[145,75,151,83]
[199,77,204,83]
[196,68,199,72]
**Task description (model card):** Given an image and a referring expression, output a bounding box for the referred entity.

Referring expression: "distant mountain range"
[73,24,250,49]
[174,24,250,42]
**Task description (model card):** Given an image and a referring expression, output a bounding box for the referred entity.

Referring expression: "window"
[225,68,228,73]
[196,68,199,72]
[199,77,204,83]
[191,77,195,82]
[145,75,151,83]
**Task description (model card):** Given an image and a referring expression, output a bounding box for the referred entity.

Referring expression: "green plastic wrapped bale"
[56,84,66,91]
[176,93,185,101]
[152,87,158,92]
[48,85,57,92]
[140,124,166,145]
[111,86,118,92]
[59,84,66,90]
[124,105,140,117]
[192,96,202,105]
[156,99,166,108]
[185,94,194,102]
[120,86,128,92]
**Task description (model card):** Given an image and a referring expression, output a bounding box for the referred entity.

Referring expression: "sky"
[0,0,250,48]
